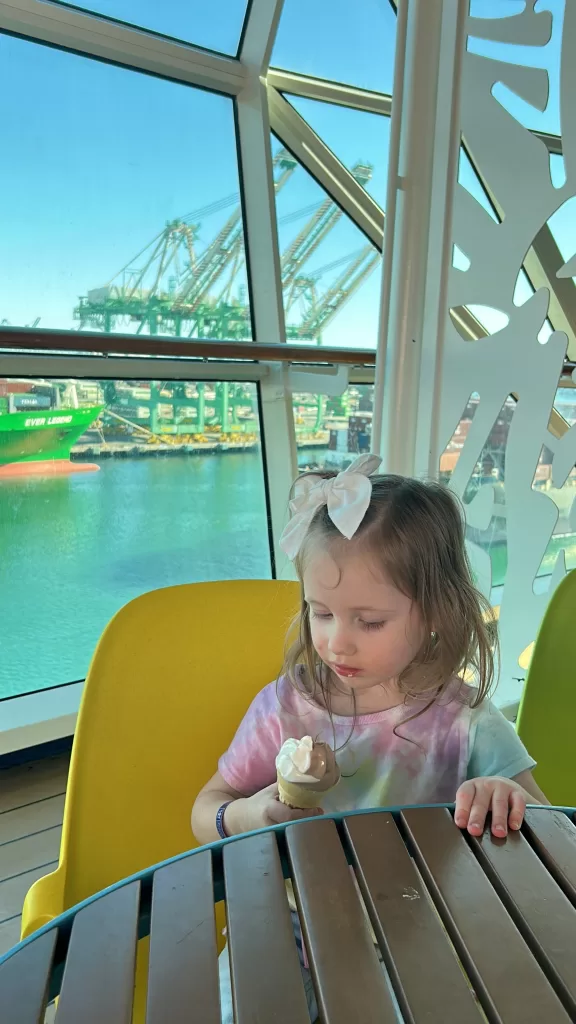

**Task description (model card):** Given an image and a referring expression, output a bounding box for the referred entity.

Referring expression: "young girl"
[192,455,546,1020]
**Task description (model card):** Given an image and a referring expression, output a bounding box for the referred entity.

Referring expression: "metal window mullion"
[237,0,296,580]
[0,0,245,94]
[268,86,384,249]
[530,130,562,155]
[269,69,562,156]
[268,68,392,116]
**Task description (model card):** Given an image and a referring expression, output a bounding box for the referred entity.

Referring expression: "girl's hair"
[283,472,496,726]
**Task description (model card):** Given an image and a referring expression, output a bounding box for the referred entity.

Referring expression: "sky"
[0,0,572,350]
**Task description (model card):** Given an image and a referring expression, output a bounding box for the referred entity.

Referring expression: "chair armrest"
[21,866,65,939]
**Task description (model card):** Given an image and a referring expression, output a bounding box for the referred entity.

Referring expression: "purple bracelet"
[216,801,232,839]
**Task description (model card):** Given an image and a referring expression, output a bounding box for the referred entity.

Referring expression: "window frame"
[0,0,571,745]
[0,343,375,752]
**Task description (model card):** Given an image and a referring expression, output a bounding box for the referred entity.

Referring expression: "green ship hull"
[0,406,103,465]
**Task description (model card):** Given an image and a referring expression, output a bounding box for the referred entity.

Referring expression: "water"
[3,449,575,702]
[0,453,271,699]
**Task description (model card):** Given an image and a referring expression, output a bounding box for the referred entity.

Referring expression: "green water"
[2,452,576,702]
[0,453,271,699]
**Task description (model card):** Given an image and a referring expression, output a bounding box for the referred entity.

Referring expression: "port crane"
[75,152,379,345]
[285,245,380,343]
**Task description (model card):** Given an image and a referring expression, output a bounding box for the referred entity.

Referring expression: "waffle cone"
[277,774,327,809]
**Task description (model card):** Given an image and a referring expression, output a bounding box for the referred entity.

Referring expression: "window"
[440,394,514,592]
[456,150,555,343]
[534,386,576,574]
[0,35,250,340]
[284,98,390,210]
[50,0,248,54]
[0,376,270,699]
[550,153,566,189]
[441,389,576,596]
[547,195,576,279]
[273,143,382,349]
[554,386,576,426]
[294,385,375,471]
[272,0,397,94]
[534,463,576,574]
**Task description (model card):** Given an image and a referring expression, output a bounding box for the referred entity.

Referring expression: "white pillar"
[373,0,467,478]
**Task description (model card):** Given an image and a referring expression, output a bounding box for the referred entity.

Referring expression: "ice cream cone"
[277,774,327,809]
[275,736,340,810]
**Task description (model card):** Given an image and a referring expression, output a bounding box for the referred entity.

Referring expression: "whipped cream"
[275,736,323,784]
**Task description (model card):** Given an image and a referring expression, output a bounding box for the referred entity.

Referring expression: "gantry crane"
[99,379,255,437]
[289,245,380,343]
[280,162,372,304]
[175,149,298,309]
[74,154,379,344]
[75,150,296,336]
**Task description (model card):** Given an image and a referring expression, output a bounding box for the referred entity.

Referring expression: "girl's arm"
[192,772,243,845]
[455,769,548,838]
[192,769,320,845]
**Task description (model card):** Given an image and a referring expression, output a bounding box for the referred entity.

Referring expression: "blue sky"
[0,0,570,349]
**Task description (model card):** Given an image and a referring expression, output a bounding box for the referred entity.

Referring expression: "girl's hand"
[225,782,323,836]
[455,776,529,837]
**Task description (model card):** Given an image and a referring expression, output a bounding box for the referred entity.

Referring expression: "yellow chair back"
[516,568,576,805]
[22,579,299,931]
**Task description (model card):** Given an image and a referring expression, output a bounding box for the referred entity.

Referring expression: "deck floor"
[0,752,68,958]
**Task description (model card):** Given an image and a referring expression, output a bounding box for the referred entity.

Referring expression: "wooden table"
[2,806,576,1023]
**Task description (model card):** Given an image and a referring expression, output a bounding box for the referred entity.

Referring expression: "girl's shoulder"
[248,672,313,717]
[443,677,482,708]
[276,669,316,713]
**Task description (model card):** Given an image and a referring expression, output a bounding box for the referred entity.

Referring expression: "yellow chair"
[516,568,576,806]
[22,579,299,1018]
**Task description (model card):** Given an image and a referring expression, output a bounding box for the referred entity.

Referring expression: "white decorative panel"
[442,1,576,704]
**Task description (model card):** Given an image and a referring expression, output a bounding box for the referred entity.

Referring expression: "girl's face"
[303,544,426,694]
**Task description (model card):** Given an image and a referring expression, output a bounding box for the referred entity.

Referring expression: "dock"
[71,441,256,459]
[70,438,328,460]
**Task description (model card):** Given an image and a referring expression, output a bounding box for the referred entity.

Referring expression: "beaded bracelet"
[216,801,232,840]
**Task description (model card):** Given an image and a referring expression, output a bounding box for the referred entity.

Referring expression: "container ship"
[0,379,102,476]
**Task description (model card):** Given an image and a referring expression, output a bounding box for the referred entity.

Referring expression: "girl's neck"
[320,672,403,717]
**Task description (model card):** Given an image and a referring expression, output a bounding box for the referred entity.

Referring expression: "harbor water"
[0,453,273,699]
[2,449,575,703]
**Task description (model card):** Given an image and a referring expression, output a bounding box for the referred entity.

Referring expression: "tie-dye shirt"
[218,675,535,810]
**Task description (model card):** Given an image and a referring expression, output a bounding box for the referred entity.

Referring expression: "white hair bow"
[279,453,382,560]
